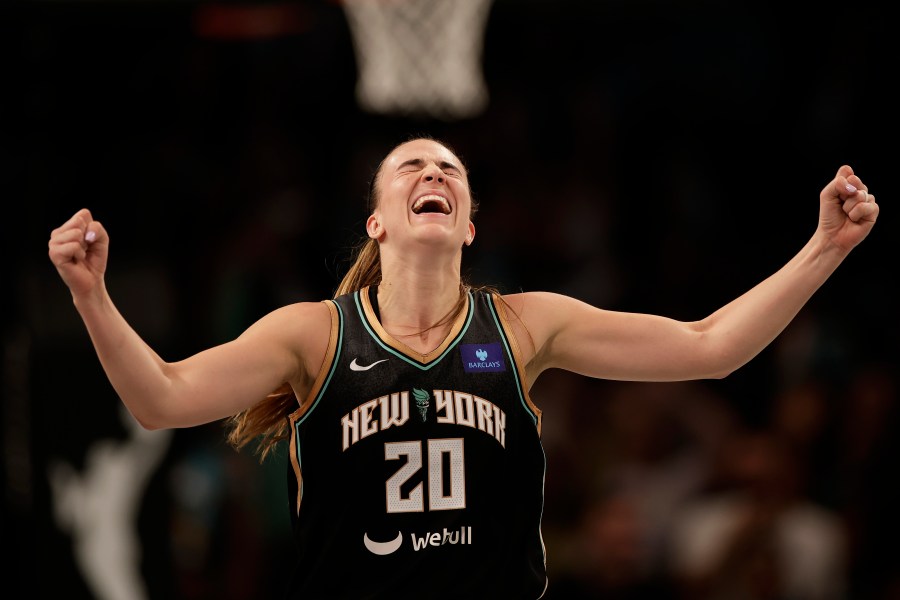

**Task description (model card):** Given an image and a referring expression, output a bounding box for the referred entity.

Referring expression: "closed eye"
[396,158,463,177]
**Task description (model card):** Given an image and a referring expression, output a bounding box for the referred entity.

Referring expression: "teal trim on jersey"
[352,290,475,370]
[487,295,539,428]
[295,300,345,469]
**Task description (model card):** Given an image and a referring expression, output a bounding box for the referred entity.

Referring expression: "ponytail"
[334,237,381,298]
[225,236,384,461]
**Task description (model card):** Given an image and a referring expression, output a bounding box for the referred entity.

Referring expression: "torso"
[283,286,548,599]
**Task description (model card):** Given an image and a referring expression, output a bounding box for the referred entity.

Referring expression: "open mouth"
[411,194,451,215]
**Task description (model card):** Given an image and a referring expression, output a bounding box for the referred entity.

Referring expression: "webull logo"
[364,526,473,555]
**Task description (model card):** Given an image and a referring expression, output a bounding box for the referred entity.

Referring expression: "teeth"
[412,195,451,215]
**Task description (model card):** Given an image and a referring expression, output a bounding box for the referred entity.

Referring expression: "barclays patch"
[460,343,506,373]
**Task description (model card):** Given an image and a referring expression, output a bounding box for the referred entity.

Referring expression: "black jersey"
[284,286,547,599]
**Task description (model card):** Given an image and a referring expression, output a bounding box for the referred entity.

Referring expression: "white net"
[341,0,494,120]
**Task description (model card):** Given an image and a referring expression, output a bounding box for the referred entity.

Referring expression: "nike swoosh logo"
[350,358,389,371]
[364,531,403,555]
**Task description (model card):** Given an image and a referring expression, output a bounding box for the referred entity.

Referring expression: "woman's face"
[367,139,476,253]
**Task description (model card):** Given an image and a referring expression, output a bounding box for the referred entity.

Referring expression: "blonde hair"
[226,136,479,461]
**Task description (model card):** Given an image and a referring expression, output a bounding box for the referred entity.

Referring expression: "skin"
[48,139,879,430]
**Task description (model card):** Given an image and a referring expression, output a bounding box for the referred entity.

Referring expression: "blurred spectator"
[541,379,735,598]
[834,363,900,599]
[769,378,837,508]
[546,489,676,600]
[667,427,847,600]
[599,381,736,576]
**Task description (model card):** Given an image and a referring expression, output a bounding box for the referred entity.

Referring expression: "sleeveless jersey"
[284,286,547,599]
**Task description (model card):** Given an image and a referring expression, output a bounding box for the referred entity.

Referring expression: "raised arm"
[48,209,330,429]
[505,165,878,388]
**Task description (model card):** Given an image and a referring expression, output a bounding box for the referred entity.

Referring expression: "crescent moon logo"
[363,531,403,555]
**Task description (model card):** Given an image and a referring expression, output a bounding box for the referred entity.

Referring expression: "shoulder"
[498,291,588,325]
[249,300,334,358]
[259,299,334,329]
[499,290,570,309]
[493,292,576,376]
[497,291,609,381]
[251,300,335,392]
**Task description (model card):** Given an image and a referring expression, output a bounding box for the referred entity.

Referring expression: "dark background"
[4,0,898,598]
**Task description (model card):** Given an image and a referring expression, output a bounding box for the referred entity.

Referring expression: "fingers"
[54,208,92,232]
[829,166,878,223]
[48,233,87,267]
[844,190,878,223]
[47,209,105,266]
[835,164,854,180]
[829,167,871,201]
[50,208,92,240]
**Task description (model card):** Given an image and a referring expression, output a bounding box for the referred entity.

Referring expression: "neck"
[376,251,464,335]
[378,240,462,326]
[364,237,468,357]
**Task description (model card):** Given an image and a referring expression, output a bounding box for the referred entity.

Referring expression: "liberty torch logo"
[412,388,430,421]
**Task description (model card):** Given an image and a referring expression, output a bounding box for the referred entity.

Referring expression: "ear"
[464,221,476,246]
[366,213,384,240]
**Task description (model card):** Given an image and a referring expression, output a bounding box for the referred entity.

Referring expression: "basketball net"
[341,0,494,120]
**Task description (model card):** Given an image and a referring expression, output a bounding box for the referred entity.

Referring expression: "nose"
[421,162,445,184]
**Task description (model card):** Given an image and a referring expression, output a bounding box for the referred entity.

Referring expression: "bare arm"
[504,165,878,388]
[48,209,330,429]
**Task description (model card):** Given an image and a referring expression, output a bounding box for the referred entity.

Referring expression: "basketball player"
[47,137,878,599]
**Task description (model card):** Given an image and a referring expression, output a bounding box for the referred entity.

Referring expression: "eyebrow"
[397,158,461,172]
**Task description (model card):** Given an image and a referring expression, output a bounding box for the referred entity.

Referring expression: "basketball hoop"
[340,0,494,121]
